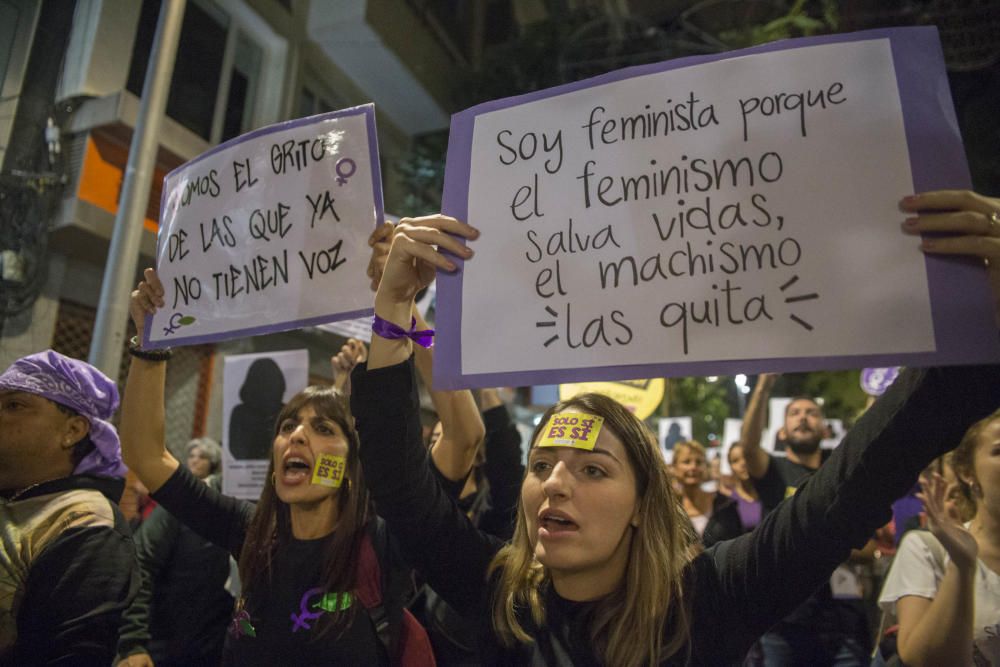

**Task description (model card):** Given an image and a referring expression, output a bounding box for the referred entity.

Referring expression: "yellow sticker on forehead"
[311,453,347,488]
[537,414,605,450]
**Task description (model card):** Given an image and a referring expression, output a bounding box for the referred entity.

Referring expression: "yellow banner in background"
[559,379,665,420]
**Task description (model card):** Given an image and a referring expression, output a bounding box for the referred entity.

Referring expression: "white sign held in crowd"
[222,350,308,500]
[435,28,999,389]
[658,416,692,463]
[144,105,383,348]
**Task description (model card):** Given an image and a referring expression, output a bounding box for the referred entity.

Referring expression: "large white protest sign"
[144,105,382,348]
[222,350,308,500]
[435,28,999,389]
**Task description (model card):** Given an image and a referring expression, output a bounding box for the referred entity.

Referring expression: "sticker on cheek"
[537,414,605,450]
[311,453,347,488]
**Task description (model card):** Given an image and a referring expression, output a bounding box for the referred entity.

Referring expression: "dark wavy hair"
[237,385,372,639]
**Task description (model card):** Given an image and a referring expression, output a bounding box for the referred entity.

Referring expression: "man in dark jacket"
[0,350,138,666]
[116,446,233,667]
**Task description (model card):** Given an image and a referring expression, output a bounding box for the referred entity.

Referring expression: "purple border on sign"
[435,27,1000,390]
[143,104,384,349]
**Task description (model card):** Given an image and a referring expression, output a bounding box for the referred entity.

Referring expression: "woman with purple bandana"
[0,350,138,666]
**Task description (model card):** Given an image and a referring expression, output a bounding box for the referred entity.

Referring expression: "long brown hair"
[950,407,1000,519]
[237,385,372,638]
[490,393,697,666]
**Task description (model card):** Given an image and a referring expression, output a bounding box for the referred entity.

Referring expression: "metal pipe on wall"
[89,0,187,375]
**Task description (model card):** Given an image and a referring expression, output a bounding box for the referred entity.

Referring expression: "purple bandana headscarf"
[0,350,126,477]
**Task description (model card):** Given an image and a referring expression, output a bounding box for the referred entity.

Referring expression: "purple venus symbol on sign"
[335,158,356,185]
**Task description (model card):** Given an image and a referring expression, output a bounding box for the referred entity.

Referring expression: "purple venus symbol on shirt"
[290,587,325,632]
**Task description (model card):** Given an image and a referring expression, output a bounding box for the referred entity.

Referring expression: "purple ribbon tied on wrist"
[372,315,435,348]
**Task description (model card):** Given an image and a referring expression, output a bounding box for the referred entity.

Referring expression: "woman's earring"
[271,472,276,487]
[973,482,984,498]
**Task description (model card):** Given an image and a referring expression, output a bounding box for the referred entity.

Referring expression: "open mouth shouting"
[281,455,313,485]
[538,508,580,538]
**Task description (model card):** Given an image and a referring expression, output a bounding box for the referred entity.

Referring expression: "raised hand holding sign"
[145,105,383,348]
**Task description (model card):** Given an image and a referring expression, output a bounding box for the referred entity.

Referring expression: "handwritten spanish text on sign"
[435,29,998,389]
[145,105,382,348]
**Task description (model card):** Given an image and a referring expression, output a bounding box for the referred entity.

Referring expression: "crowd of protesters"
[1,149,999,667]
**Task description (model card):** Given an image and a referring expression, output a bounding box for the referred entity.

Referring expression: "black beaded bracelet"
[128,336,173,362]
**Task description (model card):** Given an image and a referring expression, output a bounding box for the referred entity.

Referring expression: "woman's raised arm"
[707,363,1000,642]
[119,268,180,493]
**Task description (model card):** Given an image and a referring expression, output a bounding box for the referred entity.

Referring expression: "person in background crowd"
[707,455,723,493]
[877,408,1000,666]
[891,454,974,548]
[672,439,742,547]
[116,437,233,667]
[332,338,368,396]
[349,196,1000,665]
[740,375,874,665]
[0,351,138,665]
[121,269,441,666]
[724,444,763,532]
[184,437,222,480]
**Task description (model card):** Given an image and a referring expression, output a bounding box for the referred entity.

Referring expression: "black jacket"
[116,494,233,666]
[0,475,138,666]
[701,492,743,548]
[352,359,1000,665]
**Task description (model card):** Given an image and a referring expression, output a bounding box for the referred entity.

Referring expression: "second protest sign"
[145,105,382,348]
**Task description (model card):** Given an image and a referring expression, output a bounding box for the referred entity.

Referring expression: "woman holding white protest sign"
[349,198,999,665]
[120,271,435,666]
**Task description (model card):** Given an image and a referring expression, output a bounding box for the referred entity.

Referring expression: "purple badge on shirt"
[860,367,901,396]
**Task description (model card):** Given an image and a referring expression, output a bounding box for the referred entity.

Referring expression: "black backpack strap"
[366,517,405,662]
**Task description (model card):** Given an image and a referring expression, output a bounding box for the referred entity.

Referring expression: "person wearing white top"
[878,409,1000,666]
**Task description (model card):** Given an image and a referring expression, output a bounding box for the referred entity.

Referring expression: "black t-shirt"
[116,503,232,665]
[152,466,388,666]
[756,452,867,637]
[756,455,819,512]
[428,403,524,542]
[224,537,387,666]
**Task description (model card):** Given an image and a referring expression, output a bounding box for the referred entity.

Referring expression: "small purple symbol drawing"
[335,158,357,186]
[290,587,325,632]
[162,312,184,336]
[162,312,196,337]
